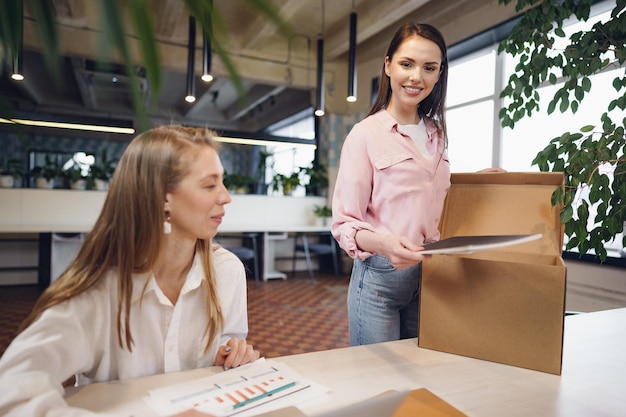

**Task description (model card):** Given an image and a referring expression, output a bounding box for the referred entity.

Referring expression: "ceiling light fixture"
[10,0,25,81]
[0,118,135,134]
[214,136,316,149]
[346,5,357,103]
[315,36,325,117]
[185,16,197,103]
[201,29,213,82]
[315,0,325,117]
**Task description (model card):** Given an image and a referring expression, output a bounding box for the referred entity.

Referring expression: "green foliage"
[223,171,255,193]
[270,172,301,195]
[499,0,626,261]
[313,205,332,218]
[0,158,24,178]
[89,149,118,181]
[30,155,61,181]
[299,163,329,188]
[299,162,329,195]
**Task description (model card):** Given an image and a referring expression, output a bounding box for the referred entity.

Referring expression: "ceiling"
[0,0,521,137]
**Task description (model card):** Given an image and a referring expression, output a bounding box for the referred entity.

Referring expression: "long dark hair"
[369,22,449,145]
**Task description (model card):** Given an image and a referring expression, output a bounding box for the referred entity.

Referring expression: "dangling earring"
[163,211,172,234]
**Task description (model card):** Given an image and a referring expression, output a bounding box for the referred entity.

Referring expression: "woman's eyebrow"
[397,56,440,66]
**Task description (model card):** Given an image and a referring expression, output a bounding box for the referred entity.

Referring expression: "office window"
[446,1,624,258]
[447,48,496,107]
[264,108,316,196]
[447,47,497,172]
[447,100,495,172]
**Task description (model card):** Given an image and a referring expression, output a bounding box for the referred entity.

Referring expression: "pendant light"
[314,0,325,117]
[10,0,25,81]
[346,5,357,102]
[201,30,213,82]
[315,36,325,117]
[185,16,196,103]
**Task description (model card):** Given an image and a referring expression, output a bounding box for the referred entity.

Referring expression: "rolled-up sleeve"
[331,122,378,260]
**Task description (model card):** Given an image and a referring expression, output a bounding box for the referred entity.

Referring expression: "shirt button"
[168,345,174,352]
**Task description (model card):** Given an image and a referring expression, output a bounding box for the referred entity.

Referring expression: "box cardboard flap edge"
[438,172,564,255]
[419,172,567,375]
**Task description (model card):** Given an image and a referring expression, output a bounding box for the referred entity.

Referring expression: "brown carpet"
[0,271,350,359]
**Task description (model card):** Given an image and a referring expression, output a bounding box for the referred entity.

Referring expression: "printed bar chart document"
[145,360,328,417]
[419,233,542,255]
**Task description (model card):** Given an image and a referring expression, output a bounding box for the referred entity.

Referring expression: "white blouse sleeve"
[0,292,120,416]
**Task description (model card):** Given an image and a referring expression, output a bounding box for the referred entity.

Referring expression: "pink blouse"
[331,110,451,260]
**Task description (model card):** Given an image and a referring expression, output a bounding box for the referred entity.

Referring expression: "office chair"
[292,232,339,283]
[224,233,260,286]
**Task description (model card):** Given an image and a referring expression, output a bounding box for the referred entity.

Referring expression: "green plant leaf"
[499,0,626,260]
[126,0,161,96]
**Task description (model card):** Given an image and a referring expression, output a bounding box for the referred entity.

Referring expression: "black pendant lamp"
[185,16,196,103]
[346,10,357,102]
[10,0,25,81]
[315,36,325,117]
[201,30,213,82]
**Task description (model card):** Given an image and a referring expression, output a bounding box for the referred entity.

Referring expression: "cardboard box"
[303,389,467,417]
[419,172,567,375]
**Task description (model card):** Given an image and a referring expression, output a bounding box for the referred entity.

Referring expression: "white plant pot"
[315,217,332,227]
[71,179,87,190]
[95,178,109,191]
[0,175,15,188]
[36,177,54,189]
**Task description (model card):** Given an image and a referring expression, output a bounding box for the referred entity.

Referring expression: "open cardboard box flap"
[295,389,467,417]
[419,172,567,375]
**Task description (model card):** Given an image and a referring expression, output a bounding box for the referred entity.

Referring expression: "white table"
[65,308,626,416]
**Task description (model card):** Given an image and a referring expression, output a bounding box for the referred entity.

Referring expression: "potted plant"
[30,155,60,189]
[313,204,332,227]
[88,149,117,191]
[0,158,24,188]
[299,163,329,196]
[270,171,301,196]
[68,163,88,190]
[224,172,254,194]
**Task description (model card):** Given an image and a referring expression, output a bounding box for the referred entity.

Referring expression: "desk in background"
[65,308,626,416]
[218,226,331,282]
[0,189,328,285]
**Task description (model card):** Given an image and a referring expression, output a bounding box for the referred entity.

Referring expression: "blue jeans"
[347,254,421,346]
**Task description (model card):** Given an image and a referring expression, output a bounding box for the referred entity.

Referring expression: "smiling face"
[384,35,442,124]
[164,145,232,241]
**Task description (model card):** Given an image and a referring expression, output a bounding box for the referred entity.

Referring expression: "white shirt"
[0,247,248,417]
[398,119,432,158]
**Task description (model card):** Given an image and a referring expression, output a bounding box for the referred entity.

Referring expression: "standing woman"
[0,126,259,416]
[331,23,451,346]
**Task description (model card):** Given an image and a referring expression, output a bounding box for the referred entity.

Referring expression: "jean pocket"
[364,254,395,272]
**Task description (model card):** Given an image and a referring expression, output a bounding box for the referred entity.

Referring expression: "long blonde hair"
[20,126,224,352]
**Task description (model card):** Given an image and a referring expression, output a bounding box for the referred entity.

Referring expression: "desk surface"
[65,308,626,416]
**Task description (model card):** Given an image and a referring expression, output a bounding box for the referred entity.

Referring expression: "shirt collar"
[131,253,204,303]
[374,109,439,143]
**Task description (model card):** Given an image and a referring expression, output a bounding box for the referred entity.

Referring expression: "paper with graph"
[420,233,543,255]
[145,360,328,416]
